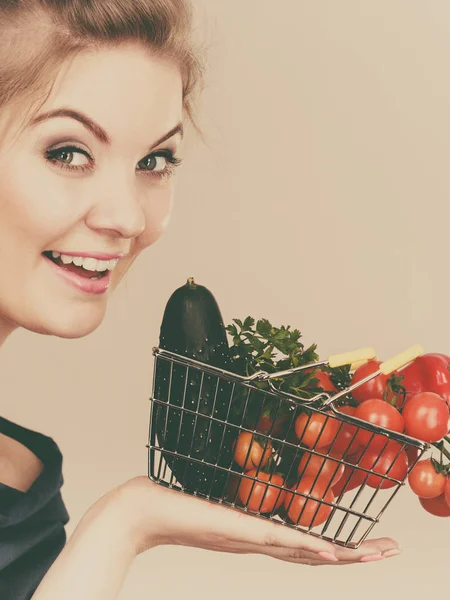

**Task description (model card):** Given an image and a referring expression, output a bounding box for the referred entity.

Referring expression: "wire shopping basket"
[147,345,429,549]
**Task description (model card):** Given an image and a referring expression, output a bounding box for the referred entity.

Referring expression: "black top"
[0,417,69,600]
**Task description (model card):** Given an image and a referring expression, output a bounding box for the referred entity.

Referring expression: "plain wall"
[1,1,449,598]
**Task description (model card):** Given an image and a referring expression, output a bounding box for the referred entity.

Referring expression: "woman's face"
[0,44,183,340]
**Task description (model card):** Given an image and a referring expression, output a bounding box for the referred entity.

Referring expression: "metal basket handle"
[325,344,424,409]
[246,347,377,384]
[246,344,423,408]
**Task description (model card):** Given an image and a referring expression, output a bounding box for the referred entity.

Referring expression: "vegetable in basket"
[153,277,238,498]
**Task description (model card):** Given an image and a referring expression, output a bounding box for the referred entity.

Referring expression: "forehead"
[29,44,183,144]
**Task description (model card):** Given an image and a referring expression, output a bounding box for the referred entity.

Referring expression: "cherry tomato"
[401,353,450,408]
[233,432,272,471]
[405,446,420,466]
[225,474,242,503]
[419,494,450,517]
[331,464,366,496]
[408,459,447,498]
[445,478,450,507]
[284,476,335,527]
[402,392,449,442]
[331,405,362,456]
[255,412,288,436]
[308,369,338,393]
[297,452,345,486]
[238,470,285,513]
[358,441,408,489]
[295,412,340,449]
[351,360,388,404]
[354,399,404,450]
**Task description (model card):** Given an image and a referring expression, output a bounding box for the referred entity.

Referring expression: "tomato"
[353,399,404,450]
[419,494,450,517]
[400,353,450,408]
[405,446,420,466]
[402,392,449,442]
[445,478,450,507]
[408,459,447,498]
[284,476,335,527]
[297,452,345,486]
[331,464,366,496]
[308,369,337,393]
[331,405,362,456]
[255,412,288,436]
[233,432,272,471]
[225,474,242,503]
[238,470,285,513]
[358,441,408,489]
[295,412,340,449]
[351,360,388,404]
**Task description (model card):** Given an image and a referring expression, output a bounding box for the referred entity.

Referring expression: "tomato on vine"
[408,459,447,499]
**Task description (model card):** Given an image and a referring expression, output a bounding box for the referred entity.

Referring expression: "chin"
[26,303,108,339]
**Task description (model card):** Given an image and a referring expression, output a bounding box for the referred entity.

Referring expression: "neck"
[0,317,17,348]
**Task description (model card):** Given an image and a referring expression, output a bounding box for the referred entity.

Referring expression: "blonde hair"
[0,0,204,128]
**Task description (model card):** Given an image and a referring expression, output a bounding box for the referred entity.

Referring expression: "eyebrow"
[29,108,184,151]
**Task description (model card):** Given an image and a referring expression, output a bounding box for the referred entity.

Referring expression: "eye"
[137,153,170,172]
[45,145,93,172]
[136,150,182,180]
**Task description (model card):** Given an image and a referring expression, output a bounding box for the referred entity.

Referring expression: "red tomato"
[295,412,340,449]
[351,360,388,404]
[331,406,362,456]
[238,470,285,513]
[402,392,449,442]
[419,494,450,517]
[405,446,420,466]
[297,452,345,486]
[358,441,408,489]
[354,399,404,450]
[445,478,450,507]
[284,477,335,527]
[408,459,447,498]
[308,369,338,393]
[225,474,242,503]
[233,432,272,471]
[255,412,288,436]
[331,464,366,496]
[400,353,450,408]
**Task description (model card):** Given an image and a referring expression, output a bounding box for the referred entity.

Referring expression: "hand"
[115,476,400,566]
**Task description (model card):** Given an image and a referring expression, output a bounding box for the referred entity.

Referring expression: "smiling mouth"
[42,251,118,280]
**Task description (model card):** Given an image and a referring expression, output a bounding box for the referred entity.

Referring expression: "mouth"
[42,251,119,281]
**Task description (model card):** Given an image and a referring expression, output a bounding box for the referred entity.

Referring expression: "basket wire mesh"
[147,347,429,549]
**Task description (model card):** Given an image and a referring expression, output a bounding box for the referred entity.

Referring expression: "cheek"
[135,185,173,251]
[0,154,82,248]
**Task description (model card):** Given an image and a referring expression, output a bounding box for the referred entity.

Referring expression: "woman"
[0,1,400,598]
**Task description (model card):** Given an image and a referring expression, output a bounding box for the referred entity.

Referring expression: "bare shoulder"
[0,432,44,492]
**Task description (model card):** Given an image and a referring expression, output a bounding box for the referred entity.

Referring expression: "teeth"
[82,257,98,272]
[97,260,109,272]
[51,253,120,272]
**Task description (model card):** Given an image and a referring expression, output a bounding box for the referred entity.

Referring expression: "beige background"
[1,0,449,597]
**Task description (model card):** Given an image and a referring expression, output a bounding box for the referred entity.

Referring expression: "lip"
[43,254,111,295]
[46,251,127,261]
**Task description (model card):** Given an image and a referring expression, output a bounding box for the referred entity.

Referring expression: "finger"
[225,543,365,566]
[216,506,338,556]
[333,537,399,561]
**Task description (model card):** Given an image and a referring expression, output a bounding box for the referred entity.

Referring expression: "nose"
[85,175,146,239]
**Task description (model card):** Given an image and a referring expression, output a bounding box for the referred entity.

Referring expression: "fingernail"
[360,554,386,562]
[383,549,402,558]
[318,551,339,562]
